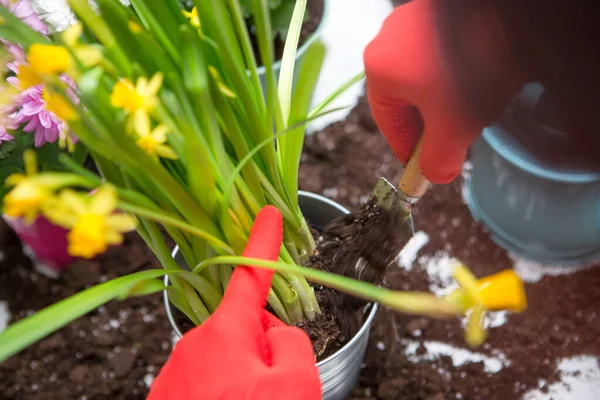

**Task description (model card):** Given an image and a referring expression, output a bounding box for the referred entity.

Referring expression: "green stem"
[118,201,234,255]
[145,220,210,323]
[195,257,461,319]
[271,273,303,323]
[267,289,291,325]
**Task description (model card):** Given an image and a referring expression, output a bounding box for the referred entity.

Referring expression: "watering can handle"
[398,135,430,202]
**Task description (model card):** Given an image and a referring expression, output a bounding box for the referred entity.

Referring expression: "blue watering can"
[466,83,600,266]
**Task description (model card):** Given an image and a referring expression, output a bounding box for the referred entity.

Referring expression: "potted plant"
[0,0,526,397]
[0,0,87,274]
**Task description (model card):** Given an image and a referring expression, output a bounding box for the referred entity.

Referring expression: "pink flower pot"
[3,215,76,273]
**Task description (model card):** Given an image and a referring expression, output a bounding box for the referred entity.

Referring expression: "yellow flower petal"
[89,187,117,216]
[59,189,88,215]
[3,181,48,220]
[111,78,143,112]
[74,45,103,68]
[182,7,200,29]
[27,44,72,75]
[136,135,158,155]
[16,64,43,90]
[151,124,168,143]
[133,109,151,137]
[106,214,137,232]
[62,22,83,47]
[43,89,78,122]
[67,213,107,259]
[41,197,78,228]
[104,228,124,246]
[156,144,178,160]
[478,269,527,312]
[5,173,26,187]
[145,72,163,98]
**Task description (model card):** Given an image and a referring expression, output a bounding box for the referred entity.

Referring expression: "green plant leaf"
[277,0,306,123]
[280,39,326,201]
[0,270,167,363]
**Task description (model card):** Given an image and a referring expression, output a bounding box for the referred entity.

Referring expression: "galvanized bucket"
[164,191,378,400]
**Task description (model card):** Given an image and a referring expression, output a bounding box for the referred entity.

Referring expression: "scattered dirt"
[0,230,172,400]
[2,91,600,399]
[299,94,600,400]
[251,0,324,65]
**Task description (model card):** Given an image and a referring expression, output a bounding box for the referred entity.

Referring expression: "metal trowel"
[323,136,431,336]
[369,135,430,255]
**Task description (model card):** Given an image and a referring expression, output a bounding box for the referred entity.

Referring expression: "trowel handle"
[398,135,430,203]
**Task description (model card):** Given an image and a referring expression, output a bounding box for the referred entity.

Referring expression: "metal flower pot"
[164,191,378,400]
[465,84,600,265]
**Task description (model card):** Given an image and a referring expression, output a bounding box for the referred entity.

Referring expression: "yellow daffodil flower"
[110,73,163,134]
[3,151,49,223]
[182,7,200,29]
[43,88,78,122]
[134,119,178,160]
[446,264,527,347]
[110,73,163,114]
[43,187,136,259]
[27,44,72,76]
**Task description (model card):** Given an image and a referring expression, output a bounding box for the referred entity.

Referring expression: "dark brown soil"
[295,290,345,360]
[299,94,600,400]
[0,229,172,399]
[2,91,600,399]
[251,0,324,65]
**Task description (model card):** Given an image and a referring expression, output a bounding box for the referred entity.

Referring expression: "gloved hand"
[148,206,321,400]
[364,0,528,183]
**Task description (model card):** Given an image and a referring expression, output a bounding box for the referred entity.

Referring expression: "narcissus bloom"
[182,6,200,29]
[135,124,178,160]
[3,150,50,222]
[446,264,527,347]
[43,187,136,259]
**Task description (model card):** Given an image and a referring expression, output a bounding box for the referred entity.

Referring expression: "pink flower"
[0,0,48,34]
[9,85,68,147]
[1,41,25,62]
[0,126,14,143]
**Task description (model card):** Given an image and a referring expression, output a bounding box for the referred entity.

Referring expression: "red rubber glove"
[364,0,528,183]
[148,206,321,400]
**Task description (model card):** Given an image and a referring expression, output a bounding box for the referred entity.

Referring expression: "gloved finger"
[261,309,286,331]
[218,205,284,324]
[418,107,483,183]
[266,326,317,368]
[366,91,424,164]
